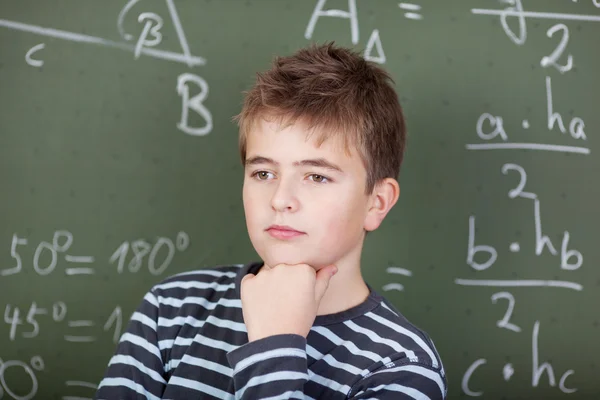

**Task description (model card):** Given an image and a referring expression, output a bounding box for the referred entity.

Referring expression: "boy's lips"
[266,224,304,233]
[266,224,305,239]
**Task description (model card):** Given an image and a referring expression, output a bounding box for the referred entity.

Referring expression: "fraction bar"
[471,9,600,22]
[455,278,583,291]
[465,143,590,154]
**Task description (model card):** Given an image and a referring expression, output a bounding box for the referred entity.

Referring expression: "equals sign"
[383,266,413,292]
[65,255,95,275]
[64,320,96,343]
[398,3,423,20]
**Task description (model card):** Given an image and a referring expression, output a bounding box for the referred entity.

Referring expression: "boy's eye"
[254,171,273,180]
[309,174,329,183]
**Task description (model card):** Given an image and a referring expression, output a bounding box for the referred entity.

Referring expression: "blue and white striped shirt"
[95,262,447,399]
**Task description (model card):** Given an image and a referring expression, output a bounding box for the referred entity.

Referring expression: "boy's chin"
[259,252,320,270]
[262,259,342,273]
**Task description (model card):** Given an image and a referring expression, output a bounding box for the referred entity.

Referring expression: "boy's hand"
[240,263,338,342]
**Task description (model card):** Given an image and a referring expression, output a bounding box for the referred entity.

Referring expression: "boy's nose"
[270,181,300,212]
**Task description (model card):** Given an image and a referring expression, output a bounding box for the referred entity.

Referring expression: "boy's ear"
[364,178,400,232]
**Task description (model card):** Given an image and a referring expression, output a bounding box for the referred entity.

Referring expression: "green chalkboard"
[1,0,599,398]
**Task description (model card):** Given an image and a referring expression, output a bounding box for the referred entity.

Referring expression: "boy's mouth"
[266,224,305,239]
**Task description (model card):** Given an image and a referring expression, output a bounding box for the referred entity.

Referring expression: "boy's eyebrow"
[245,155,344,173]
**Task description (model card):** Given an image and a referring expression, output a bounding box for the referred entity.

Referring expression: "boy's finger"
[314,266,337,305]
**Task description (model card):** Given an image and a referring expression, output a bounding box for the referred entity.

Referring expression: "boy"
[95,42,447,399]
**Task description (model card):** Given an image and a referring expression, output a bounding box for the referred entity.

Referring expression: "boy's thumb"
[314,265,338,305]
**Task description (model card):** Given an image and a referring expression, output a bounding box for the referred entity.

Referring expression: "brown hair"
[234,42,406,195]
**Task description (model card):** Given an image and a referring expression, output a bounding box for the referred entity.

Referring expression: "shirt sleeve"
[94,290,167,400]
[348,361,447,399]
[226,333,309,399]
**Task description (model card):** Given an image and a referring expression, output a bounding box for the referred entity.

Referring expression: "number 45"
[4,303,48,340]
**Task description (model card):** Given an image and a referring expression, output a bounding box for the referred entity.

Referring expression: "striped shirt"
[95,262,447,399]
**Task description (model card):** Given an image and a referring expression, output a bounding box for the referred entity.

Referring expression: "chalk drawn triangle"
[364,29,386,64]
[117,0,202,67]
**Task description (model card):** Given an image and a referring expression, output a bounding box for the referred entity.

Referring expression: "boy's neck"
[316,246,371,317]
[316,270,370,316]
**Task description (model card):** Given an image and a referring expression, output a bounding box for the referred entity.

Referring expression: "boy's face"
[242,118,372,270]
